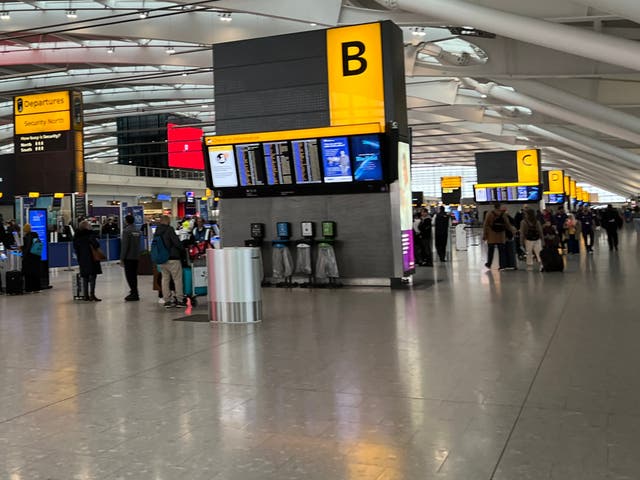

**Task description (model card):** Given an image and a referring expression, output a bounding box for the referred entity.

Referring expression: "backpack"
[150,233,170,265]
[525,221,540,241]
[30,238,43,256]
[491,213,506,233]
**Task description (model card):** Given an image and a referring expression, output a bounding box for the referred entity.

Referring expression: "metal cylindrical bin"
[207,247,262,323]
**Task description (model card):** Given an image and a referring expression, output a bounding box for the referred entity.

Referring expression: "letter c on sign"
[521,154,533,166]
[342,41,367,76]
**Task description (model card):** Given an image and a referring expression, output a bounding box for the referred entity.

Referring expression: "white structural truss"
[0,0,638,196]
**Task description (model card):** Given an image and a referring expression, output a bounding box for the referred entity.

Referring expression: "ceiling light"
[201,104,208,108]
[107,46,114,54]
[165,46,175,54]
[66,9,77,19]
[309,23,317,27]
[0,11,10,20]
[219,12,232,22]
[138,10,149,19]
[182,72,188,77]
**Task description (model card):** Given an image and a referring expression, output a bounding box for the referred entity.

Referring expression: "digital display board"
[350,134,383,181]
[320,137,352,183]
[441,176,462,205]
[235,143,266,186]
[28,208,48,262]
[167,123,204,170]
[208,145,238,187]
[474,185,541,203]
[292,139,322,184]
[263,141,293,185]
[547,194,565,204]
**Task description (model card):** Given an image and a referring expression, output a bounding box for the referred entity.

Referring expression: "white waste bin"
[455,224,467,251]
[207,247,262,323]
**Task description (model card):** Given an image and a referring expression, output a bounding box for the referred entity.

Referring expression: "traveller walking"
[483,203,516,270]
[601,204,623,251]
[520,209,544,269]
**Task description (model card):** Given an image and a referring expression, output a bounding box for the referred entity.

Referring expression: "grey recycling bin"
[207,247,263,323]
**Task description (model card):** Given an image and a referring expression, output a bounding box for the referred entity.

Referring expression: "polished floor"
[0,228,639,480]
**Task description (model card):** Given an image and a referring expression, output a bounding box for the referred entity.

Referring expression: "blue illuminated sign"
[28,208,48,261]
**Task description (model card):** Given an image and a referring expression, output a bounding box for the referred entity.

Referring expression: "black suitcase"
[5,271,23,294]
[73,273,86,300]
[504,239,518,269]
[540,247,564,272]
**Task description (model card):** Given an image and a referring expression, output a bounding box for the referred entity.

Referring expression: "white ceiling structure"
[0,0,639,196]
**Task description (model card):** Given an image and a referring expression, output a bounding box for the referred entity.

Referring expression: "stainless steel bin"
[207,247,262,323]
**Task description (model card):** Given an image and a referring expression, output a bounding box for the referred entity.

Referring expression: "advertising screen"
[235,143,266,186]
[28,208,48,262]
[398,141,414,274]
[263,141,293,185]
[208,145,238,187]
[350,134,383,181]
[167,123,204,170]
[292,139,322,184]
[547,194,565,204]
[320,137,352,183]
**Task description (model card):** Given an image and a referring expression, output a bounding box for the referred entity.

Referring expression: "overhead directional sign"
[475,149,541,187]
[543,170,564,194]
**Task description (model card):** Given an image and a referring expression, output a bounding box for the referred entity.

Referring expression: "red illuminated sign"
[167,123,204,169]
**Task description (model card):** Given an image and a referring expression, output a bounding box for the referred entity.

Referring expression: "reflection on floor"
[0,228,639,479]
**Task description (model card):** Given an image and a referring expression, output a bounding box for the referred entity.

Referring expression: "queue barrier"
[48,237,143,268]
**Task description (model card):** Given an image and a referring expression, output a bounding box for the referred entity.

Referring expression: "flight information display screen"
[474,185,541,203]
[235,143,266,186]
[292,139,322,184]
[263,141,293,185]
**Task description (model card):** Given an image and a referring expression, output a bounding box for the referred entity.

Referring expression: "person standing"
[576,206,595,253]
[417,208,433,267]
[601,204,623,251]
[73,220,102,301]
[21,224,42,293]
[632,206,640,236]
[520,208,544,269]
[434,206,450,262]
[120,214,142,301]
[154,215,186,308]
[483,203,515,270]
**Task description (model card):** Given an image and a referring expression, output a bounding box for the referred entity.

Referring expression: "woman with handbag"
[73,220,103,301]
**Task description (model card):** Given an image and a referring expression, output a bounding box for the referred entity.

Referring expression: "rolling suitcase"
[504,239,518,269]
[73,273,86,300]
[5,271,23,295]
[540,247,564,272]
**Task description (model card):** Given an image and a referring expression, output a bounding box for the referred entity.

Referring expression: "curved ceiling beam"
[501,79,640,135]
[568,0,640,25]
[463,78,640,145]
[521,124,640,169]
[375,0,640,71]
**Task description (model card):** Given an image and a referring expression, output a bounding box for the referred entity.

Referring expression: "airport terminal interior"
[1,1,640,479]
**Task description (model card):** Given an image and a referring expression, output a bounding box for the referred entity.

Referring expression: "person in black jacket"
[601,204,623,251]
[434,206,450,262]
[415,209,433,266]
[21,224,42,293]
[120,214,142,301]
[73,220,103,301]
[155,215,186,308]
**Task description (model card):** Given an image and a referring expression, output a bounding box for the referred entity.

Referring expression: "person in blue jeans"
[483,203,516,270]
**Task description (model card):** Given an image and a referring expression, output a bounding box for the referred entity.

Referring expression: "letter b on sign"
[342,41,367,76]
